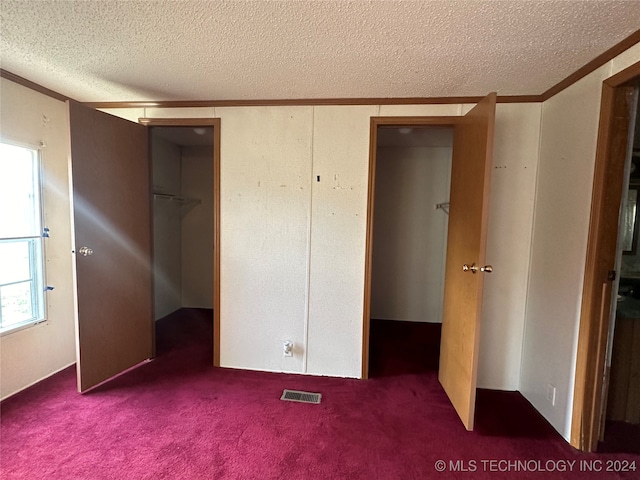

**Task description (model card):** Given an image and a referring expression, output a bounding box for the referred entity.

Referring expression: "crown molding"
[83,95,541,109]
[541,28,640,101]
[0,69,72,102]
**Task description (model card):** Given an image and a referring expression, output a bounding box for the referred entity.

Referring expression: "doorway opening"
[573,61,640,452]
[141,119,221,366]
[363,96,496,431]
[149,125,214,355]
[367,124,454,378]
[599,87,640,454]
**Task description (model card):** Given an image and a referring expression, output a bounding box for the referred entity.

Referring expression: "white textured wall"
[611,42,640,75]
[370,146,452,323]
[0,79,75,399]
[6,42,639,441]
[522,65,610,441]
[218,106,313,373]
[100,102,538,388]
[181,145,214,308]
[151,135,182,319]
[379,105,460,116]
[371,103,539,390]
[306,105,377,377]
[522,43,640,441]
[478,103,540,390]
[0,91,549,404]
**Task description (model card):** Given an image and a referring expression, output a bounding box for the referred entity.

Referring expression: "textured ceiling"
[1,1,639,103]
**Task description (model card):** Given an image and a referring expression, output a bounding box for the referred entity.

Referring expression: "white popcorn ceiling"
[1,0,639,102]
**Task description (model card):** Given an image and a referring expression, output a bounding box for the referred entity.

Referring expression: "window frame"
[0,139,47,335]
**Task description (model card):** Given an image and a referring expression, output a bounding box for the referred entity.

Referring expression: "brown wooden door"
[68,101,153,392]
[438,93,496,430]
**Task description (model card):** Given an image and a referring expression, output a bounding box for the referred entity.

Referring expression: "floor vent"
[280,389,322,404]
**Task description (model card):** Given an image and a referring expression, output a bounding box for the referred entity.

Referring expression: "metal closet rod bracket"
[153,193,202,217]
[435,202,450,215]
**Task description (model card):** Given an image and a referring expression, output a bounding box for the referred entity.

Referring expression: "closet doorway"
[141,118,221,366]
[367,125,454,378]
[362,94,497,431]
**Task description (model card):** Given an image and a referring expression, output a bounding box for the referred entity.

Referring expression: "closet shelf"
[153,193,201,217]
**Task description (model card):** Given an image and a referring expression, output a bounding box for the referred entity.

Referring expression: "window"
[0,141,45,333]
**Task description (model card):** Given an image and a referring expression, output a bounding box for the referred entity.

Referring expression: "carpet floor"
[1,312,639,479]
[599,420,640,454]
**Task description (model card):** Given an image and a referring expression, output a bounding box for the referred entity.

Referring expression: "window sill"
[0,319,47,337]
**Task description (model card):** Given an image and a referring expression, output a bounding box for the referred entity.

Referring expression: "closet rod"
[153,193,189,203]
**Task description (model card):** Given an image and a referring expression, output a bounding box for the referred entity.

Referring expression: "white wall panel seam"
[302,107,315,373]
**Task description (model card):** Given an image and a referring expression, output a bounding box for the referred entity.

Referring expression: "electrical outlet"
[283,341,293,357]
[546,383,556,406]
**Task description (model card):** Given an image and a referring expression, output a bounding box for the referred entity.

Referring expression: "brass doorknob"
[462,263,478,273]
[462,263,492,274]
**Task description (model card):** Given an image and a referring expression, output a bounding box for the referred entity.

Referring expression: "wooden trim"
[85,95,540,110]
[371,116,461,126]
[361,116,458,379]
[0,69,71,102]
[213,120,221,368]
[572,83,615,450]
[605,60,640,88]
[572,77,637,451]
[591,282,612,437]
[496,95,542,104]
[142,117,222,368]
[139,118,219,126]
[542,29,640,101]
[361,119,377,380]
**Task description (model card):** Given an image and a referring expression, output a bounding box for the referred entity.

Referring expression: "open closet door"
[439,93,496,430]
[68,101,153,392]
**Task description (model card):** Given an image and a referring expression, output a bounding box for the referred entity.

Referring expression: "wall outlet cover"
[546,383,556,406]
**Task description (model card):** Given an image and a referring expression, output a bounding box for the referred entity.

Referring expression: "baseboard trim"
[1,361,75,402]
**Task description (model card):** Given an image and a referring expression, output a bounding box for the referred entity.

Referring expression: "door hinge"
[607,270,616,281]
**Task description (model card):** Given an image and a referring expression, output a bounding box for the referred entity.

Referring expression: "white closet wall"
[152,136,214,319]
[370,146,452,323]
[181,146,214,308]
[152,136,182,319]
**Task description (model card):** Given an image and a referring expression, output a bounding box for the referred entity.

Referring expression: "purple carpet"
[1,312,638,479]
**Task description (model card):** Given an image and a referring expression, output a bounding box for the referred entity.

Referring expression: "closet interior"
[151,126,214,321]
